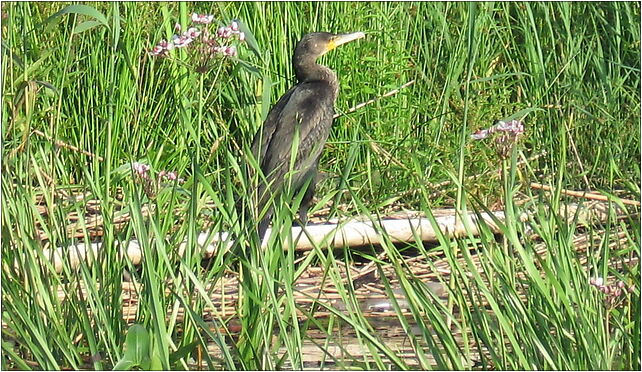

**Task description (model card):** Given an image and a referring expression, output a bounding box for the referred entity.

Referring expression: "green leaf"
[169,340,200,365]
[237,19,262,60]
[261,73,273,122]
[1,41,25,70]
[34,80,59,96]
[112,358,136,371]
[112,3,121,47]
[45,4,109,29]
[149,348,163,371]
[503,107,544,121]
[237,59,262,78]
[122,324,150,365]
[468,72,531,84]
[73,20,103,34]
[1,341,31,370]
[12,49,55,87]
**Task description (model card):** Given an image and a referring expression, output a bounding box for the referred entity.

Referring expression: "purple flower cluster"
[471,119,525,158]
[191,13,214,24]
[471,119,524,140]
[216,20,245,41]
[590,277,635,308]
[132,162,185,198]
[158,170,181,181]
[149,14,245,62]
[132,162,151,177]
[149,39,175,57]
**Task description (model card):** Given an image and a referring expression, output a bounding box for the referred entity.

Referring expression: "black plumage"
[251,32,365,239]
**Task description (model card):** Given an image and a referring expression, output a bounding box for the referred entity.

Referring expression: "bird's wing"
[255,81,335,179]
[250,85,298,163]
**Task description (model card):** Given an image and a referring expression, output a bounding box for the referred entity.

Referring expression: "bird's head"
[295,32,366,61]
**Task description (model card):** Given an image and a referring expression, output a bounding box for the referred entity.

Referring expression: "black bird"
[251,32,365,239]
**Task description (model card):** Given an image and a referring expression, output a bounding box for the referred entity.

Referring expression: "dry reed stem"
[334,80,416,119]
[531,182,641,207]
[32,129,104,161]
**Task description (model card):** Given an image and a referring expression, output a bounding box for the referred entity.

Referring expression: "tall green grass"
[2,2,640,370]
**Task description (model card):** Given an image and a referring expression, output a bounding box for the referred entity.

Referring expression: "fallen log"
[34,200,634,274]
[37,209,520,274]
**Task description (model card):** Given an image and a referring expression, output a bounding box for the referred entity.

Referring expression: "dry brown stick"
[33,129,104,161]
[564,112,590,187]
[530,182,641,207]
[334,80,416,119]
[368,141,407,169]
[353,250,389,282]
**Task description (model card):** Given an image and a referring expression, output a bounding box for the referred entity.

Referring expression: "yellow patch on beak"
[324,32,366,54]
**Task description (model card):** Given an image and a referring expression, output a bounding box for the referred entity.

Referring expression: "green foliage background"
[1,2,640,370]
[4,2,639,205]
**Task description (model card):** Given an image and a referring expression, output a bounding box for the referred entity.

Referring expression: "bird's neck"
[294,59,337,85]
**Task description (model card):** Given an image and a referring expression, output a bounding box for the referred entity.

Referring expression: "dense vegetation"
[2,2,639,370]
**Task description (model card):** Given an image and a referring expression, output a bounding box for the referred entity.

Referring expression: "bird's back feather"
[250,80,336,238]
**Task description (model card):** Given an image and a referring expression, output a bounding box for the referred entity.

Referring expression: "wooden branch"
[334,80,415,119]
[32,199,634,275]
[37,209,518,274]
[531,182,641,207]
[268,210,522,251]
[32,129,104,161]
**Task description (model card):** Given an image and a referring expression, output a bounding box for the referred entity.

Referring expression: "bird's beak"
[325,32,366,53]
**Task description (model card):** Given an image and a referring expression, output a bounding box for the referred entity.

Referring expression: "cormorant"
[251,32,365,239]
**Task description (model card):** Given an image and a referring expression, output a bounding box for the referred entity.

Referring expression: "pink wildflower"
[159,39,174,50]
[225,46,237,57]
[172,34,193,48]
[191,12,214,24]
[590,277,604,287]
[132,162,150,178]
[471,119,524,158]
[186,27,201,39]
[471,129,490,140]
[471,119,524,140]
[149,45,165,56]
[150,13,247,64]
[590,276,634,308]
[149,39,175,57]
[217,26,232,38]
